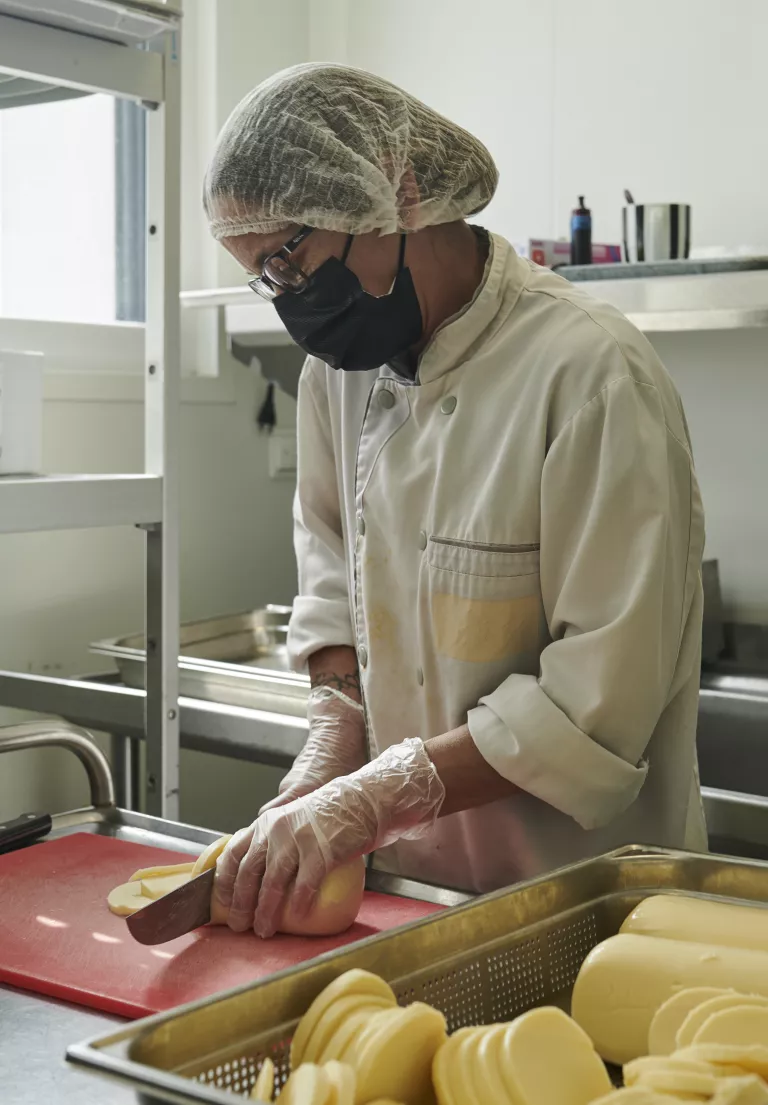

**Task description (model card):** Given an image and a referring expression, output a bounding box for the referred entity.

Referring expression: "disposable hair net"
[204,62,498,240]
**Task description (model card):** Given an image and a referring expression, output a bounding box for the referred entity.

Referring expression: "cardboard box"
[516,239,622,269]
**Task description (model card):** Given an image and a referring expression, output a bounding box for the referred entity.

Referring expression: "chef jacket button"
[418,530,428,551]
[358,645,368,669]
[416,667,424,686]
[440,395,457,415]
[357,512,366,536]
[379,389,396,409]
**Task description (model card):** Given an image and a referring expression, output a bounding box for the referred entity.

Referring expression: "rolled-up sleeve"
[468,374,703,830]
[287,361,355,670]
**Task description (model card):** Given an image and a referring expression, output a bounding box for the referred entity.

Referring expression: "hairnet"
[204,63,498,240]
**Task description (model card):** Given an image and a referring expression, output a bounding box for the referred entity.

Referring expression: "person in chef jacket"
[203,63,707,937]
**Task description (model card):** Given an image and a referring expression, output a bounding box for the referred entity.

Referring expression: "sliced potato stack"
[433,1007,611,1105]
[284,968,446,1105]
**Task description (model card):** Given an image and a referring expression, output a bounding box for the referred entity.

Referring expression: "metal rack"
[0,4,182,818]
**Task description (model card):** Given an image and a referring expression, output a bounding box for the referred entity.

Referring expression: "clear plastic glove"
[215,738,445,938]
[259,686,367,814]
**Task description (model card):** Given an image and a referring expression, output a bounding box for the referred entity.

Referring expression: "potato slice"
[678,995,768,1050]
[648,988,733,1054]
[128,861,195,882]
[432,1027,483,1105]
[304,996,392,1065]
[139,873,192,899]
[592,1091,685,1104]
[711,1076,768,1104]
[250,1056,274,1102]
[500,1006,612,1105]
[630,1065,717,1098]
[455,1028,490,1105]
[107,879,147,917]
[323,1060,355,1105]
[625,1055,746,1085]
[191,834,233,877]
[353,1002,447,1105]
[279,1063,330,1105]
[321,1009,390,1067]
[626,1055,718,1083]
[694,1006,768,1048]
[473,1025,514,1105]
[675,1045,768,1080]
[290,970,396,1068]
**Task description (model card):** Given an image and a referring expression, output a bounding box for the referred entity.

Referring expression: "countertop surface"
[1,983,131,1105]
[559,256,768,281]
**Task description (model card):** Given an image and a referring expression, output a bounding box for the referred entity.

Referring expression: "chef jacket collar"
[402,233,527,386]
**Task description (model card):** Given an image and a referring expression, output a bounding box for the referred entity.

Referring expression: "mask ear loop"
[341,234,354,264]
[397,232,407,270]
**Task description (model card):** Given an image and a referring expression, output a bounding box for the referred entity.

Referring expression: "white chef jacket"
[287,232,707,894]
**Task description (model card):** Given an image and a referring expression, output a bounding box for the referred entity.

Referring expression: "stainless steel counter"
[1,986,130,1105]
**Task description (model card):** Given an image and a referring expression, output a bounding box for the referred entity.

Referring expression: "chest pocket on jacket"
[427,537,541,664]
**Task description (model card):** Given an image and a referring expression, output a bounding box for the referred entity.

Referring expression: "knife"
[127,867,216,945]
[0,811,53,854]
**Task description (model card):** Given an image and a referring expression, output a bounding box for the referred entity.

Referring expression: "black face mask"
[273,235,423,372]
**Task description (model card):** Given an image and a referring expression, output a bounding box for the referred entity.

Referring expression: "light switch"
[268,432,297,479]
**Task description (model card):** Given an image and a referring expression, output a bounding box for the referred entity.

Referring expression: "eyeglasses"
[248,225,315,301]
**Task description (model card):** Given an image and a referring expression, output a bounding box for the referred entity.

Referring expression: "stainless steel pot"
[623,202,691,262]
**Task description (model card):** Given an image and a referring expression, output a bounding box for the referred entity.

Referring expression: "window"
[0,92,145,325]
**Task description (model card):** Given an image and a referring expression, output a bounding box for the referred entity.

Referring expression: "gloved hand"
[259,686,368,814]
[215,738,445,938]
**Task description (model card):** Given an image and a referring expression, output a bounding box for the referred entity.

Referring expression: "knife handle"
[0,812,53,854]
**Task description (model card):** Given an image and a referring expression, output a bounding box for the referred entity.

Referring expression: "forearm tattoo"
[310,669,362,697]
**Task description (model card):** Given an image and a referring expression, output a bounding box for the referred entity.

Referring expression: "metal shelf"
[0,13,181,819]
[181,286,292,348]
[569,267,768,334]
[0,474,163,534]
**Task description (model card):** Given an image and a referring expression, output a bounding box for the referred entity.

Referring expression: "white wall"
[340,0,768,623]
[0,0,310,824]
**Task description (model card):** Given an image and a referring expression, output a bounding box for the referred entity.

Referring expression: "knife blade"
[126,867,215,945]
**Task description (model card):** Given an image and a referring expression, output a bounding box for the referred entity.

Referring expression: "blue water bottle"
[570,196,592,265]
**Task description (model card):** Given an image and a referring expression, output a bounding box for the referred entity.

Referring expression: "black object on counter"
[0,811,52,854]
[570,195,592,265]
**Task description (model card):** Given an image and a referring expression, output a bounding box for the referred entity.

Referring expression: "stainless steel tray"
[91,607,310,715]
[68,845,768,1105]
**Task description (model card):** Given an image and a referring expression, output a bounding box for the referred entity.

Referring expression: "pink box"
[516,239,622,269]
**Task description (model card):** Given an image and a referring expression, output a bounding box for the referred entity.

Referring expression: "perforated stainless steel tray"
[68,845,768,1104]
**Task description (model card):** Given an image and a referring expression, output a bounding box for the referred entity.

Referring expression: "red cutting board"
[0,833,443,1018]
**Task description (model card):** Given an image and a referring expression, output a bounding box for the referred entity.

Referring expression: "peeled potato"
[324,1060,356,1105]
[353,1002,447,1105]
[678,996,768,1050]
[129,861,195,882]
[107,880,146,916]
[694,1006,768,1048]
[209,857,366,939]
[279,1063,329,1105]
[433,1026,484,1105]
[191,834,233,877]
[305,996,393,1065]
[250,1056,274,1102]
[675,1046,768,1080]
[648,988,733,1055]
[140,873,194,899]
[592,1091,679,1104]
[279,858,366,937]
[500,1007,612,1105]
[711,1076,768,1104]
[290,969,396,1068]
